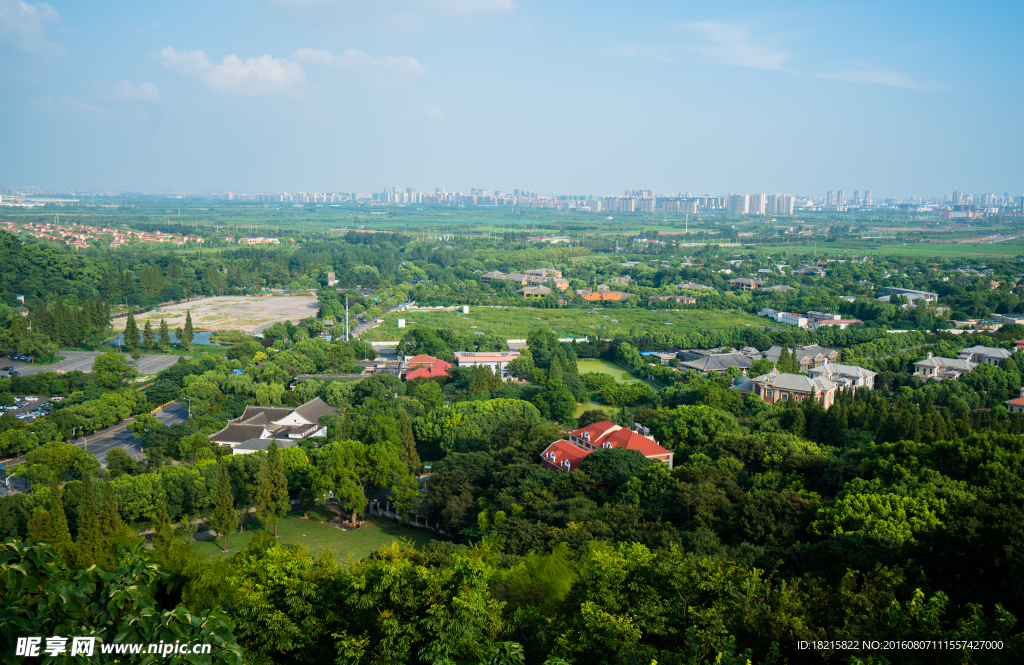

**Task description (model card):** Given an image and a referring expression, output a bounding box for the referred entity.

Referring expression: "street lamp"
[183,397,192,420]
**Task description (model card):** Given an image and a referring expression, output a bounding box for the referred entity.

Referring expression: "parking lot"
[4,351,187,377]
[1,394,59,423]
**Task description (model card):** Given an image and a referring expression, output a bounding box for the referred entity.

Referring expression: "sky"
[1,0,1022,198]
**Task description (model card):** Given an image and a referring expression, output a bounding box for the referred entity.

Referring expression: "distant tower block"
[398,319,406,329]
[463,305,469,314]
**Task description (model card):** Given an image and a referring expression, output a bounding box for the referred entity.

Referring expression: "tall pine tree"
[159,318,170,350]
[75,474,102,566]
[123,311,140,350]
[255,441,290,538]
[142,320,155,349]
[48,475,75,561]
[211,462,236,552]
[182,310,195,349]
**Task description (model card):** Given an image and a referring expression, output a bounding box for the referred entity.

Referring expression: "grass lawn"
[362,306,765,342]
[193,509,438,563]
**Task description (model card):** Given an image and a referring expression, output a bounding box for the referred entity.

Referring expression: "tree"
[211,462,236,552]
[142,319,155,348]
[0,538,244,664]
[255,441,290,537]
[75,473,102,566]
[123,311,140,350]
[48,475,75,560]
[159,318,171,350]
[127,414,165,453]
[778,347,799,374]
[535,379,576,422]
[93,351,138,389]
[182,309,195,349]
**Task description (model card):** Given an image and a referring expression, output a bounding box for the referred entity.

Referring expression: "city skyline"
[0,0,1022,195]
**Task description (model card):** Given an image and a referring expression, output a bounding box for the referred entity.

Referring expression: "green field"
[193,510,437,563]
[574,359,655,418]
[362,307,765,342]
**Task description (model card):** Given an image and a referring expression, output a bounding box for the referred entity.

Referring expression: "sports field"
[361,306,765,341]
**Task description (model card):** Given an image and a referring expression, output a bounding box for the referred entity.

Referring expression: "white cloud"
[816,62,932,90]
[678,21,789,70]
[415,104,443,119]
[98,80,161,102]
[159,47,305,95]
[294,47,426,75]
[60,95,105,114]
[0,0,65,55]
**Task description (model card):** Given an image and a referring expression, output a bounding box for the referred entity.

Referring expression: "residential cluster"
[0,220,202,249]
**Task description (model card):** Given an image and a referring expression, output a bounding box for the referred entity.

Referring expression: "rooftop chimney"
[926,352,933,359]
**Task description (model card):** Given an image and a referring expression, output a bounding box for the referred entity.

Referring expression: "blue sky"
[1,0,1022,198]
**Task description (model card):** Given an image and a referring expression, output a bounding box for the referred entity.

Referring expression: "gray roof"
[915,356,977,370]
[676,282,712,290]
[211,423,269,444]
[235,438,299,452]
[293,397,338,424]
[960,345,1012,359]
[236,405,293,423]
[809,363,876,378]
[752,371,836,393]
[681,352,753,373]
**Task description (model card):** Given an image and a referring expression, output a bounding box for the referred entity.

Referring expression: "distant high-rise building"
[514,189,520,196]
[727,194,750,214]
[864,190,872,205]
[826,191,834,205]
[837,190,845,205]
[750,193,767,215]
[981,193,992,205]
[952,190,964,205]
[853,190,861,202]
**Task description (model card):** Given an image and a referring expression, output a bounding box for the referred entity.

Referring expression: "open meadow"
[361,306,765,341]
[193,510,437,563]
[120,295,321,334]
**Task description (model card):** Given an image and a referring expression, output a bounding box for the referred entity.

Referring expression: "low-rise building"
[731,370,837,408]
[610,275,632,285]
[958,345,1012,365]
[404,355,451,380]
[676,282,713,290]
[518,285,552,298]
[759,345,840,370]
[1005,387,1024,414]
[539,421,674,472]
[577,286,630,301]
[649,295,696,305]
[680,352,753,374]
[808,363,877,391]
[914,352,978,381]
[210,397,337,448]
[728,278,765,290]
[453,351,521,380]
[812,318,862,330]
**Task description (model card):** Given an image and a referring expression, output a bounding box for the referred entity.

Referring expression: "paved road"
[0,402,190,495]
[7,351,185,377]
[352,301,415,338]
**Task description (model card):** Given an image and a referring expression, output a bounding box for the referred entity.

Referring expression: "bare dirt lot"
[123,296,321,334]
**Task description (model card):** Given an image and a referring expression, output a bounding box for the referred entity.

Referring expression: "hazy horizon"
[2,0,1022,198]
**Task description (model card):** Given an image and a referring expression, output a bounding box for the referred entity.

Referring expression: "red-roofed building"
[404,355,451,380]
[539,420,674,472]
[1016,339,1024,352]
[1006,387,1024,414]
